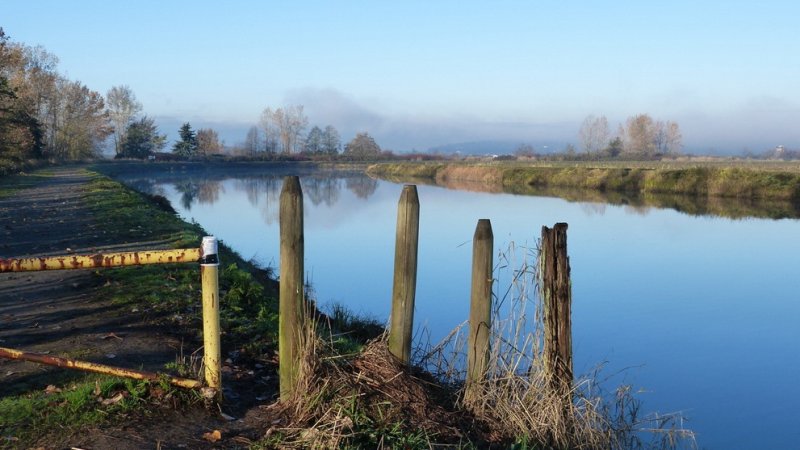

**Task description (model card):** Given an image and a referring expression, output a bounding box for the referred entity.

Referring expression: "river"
[120,167,800,449]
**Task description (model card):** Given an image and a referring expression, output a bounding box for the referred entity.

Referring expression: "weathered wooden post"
[540,223,573,396]
[279,176,304,400]
[465,219,493,405]
[388,185,420,364]
[200,236,222,396]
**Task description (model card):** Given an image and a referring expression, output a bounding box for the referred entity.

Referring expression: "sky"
[4,0,800,154]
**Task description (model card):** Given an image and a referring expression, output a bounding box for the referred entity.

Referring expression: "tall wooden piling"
[465,219,493,405]
[540,223,573,396]
[388,185,420,364]
[279,176,304,400]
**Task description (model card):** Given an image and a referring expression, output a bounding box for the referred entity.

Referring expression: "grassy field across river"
[366,159,800,219]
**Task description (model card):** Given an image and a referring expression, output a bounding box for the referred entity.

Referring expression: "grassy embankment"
[0,169,281,445]
[367,160,800,219]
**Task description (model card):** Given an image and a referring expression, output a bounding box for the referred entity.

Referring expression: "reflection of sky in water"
[137,173,800,450]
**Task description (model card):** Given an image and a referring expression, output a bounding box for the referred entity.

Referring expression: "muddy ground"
[0,167,276,449]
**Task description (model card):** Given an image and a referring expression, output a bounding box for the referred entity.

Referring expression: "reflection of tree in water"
[231,177,283,225]
[623,204,651,216]
[173,181,198,210]
[197,181,224,205]
[345,176,378,199]
[302,177,341,206]
[173,180,224,210]
[126,178,165,197]
[579,202,607,216]
[235,177,282,208]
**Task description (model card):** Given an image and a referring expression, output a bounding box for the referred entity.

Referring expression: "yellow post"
[200,236,222,398]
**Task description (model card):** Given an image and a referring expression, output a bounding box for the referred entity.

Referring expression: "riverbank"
[366,160,800,219]
[0,164,695,449]
[0,167,283,447]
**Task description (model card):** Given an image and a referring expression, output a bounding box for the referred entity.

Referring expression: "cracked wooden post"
[540,223,573,397]
[200,236,222,398]
[388,185,419,364]
[279,176,304,400]
[465,219,493,406]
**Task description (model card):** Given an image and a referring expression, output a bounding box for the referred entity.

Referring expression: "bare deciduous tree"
[106,85,142,156]
[259,105,308,154]
[624,114,657,155]
[322,125,341,155]
[664,121,682,154]
[578,115,610,154]
[343,132,381,160]
[197,128,223,156]
[244,125,261,156]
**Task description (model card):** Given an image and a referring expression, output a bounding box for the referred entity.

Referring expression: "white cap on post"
[200,236,219,266]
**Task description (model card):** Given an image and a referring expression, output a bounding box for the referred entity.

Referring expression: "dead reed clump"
[259,331,481,449]
[417,243,697,450]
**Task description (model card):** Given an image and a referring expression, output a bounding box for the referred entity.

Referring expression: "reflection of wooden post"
[465,219,493,405]
[200,236,221,399]
[388,185,420,364]
[279,176,304,400]
[541,223,573,396]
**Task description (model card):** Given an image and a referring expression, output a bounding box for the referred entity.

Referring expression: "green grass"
[0,375,183,446]
[1,169,280,446]
[84,173,281,352]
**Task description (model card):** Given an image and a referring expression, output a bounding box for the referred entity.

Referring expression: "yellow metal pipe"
[0,248,201,272]
[0,346,202,389]
[200,237,222,396]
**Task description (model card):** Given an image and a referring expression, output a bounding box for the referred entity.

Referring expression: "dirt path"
[0,167,274,449]
[0,168,187,394]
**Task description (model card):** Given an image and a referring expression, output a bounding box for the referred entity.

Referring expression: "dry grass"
[258,331,476,448]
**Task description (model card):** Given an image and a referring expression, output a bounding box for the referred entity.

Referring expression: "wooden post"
[465,219,493,405]
[200,236,222,397]
[388,185,420,364]
[279,176,304,400]
[540,223,573,396]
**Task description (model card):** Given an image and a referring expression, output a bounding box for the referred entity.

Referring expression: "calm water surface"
[123,169,800,449]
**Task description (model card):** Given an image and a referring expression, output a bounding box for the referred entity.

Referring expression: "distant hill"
[427,140,569,156]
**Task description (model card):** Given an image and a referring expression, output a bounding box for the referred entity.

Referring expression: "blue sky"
[4,1,799,153]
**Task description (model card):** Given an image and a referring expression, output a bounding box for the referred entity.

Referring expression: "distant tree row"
[246,104,342,156]
[233,103,385,160]
[578,113,682,157]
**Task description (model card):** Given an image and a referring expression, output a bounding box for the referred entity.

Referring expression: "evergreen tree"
[119,116,165,159]
[173,122,198,158]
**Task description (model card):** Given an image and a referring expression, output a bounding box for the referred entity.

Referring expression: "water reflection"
[378,174,800,219]
[124,171,377,212]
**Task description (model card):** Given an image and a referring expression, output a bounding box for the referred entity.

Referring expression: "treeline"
[0,28,111,172]
[577,113,682,158]
[234,105,390,161]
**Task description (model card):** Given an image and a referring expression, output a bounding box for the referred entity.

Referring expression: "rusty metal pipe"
[0,346,202,389]
[0,248,202,272]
